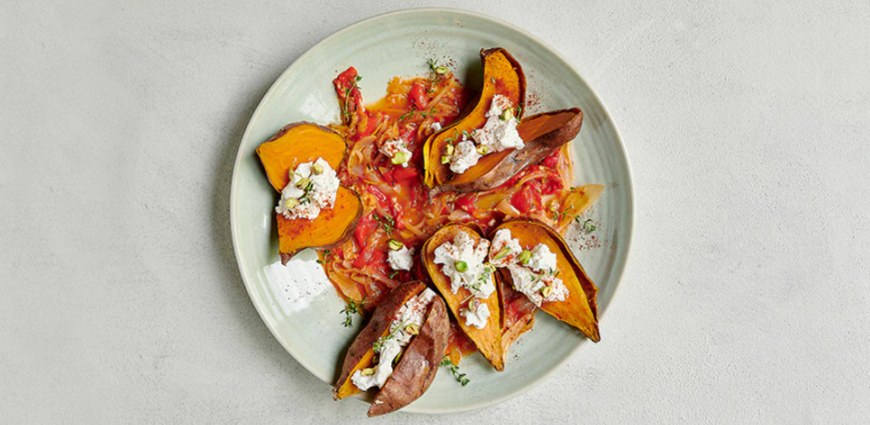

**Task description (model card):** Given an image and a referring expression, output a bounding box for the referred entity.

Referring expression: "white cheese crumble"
[387,245,414,271]
[461,302,490,329]
[433,231,495,299]
[379,139,412,168]
[275,158,340,220]
[527,243,558,273]
[489,229,524,268]
[488,230,569,307]
[448,139,481,174]
[474,94,524,152]
[429,122,442,132]
[351,288,436,391]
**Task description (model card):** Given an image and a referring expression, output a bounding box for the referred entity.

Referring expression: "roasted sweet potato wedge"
[256,122,347,192]
[423,48,526,188]
[492,219,600,342]
[499,277,536,359]
[257,122,363,264]
[333,281,427,400]
[422,223,505,371]
[369,296,449,417]
[442,108,583,193]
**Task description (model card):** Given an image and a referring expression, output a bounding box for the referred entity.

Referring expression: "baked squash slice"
[256,122,363,263]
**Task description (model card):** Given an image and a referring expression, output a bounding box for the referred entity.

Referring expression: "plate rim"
[229,7,635,414]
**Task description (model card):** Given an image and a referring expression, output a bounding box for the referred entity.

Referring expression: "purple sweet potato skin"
[333,281,426,397]
[367,296,450,417]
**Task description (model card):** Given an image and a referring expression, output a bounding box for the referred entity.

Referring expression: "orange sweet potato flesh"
[276,186,362,264]
[257,122,362,264]
[442,108,583,193]
[368,296,449,417]
[256,122,347,192]
[493,219,600,342]
[423,48,526,188]
[333,281,427,400]
[422,223,505,371]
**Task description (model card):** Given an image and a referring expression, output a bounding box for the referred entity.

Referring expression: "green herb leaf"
[440,356,470,386]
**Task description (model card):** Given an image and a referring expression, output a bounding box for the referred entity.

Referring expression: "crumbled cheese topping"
[448,139,481,174]
[379,139,412,167]
[275,158,340,220]
[445,94,522,174]
[474,94,523,152]
[351,289,435,391]
[433,231,495,299]
[488,229,569,307]
[387,245,414,271]
[461,302,490,329]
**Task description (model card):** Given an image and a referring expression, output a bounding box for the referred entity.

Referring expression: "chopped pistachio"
[391,151,410,165]
[476,145,490,155]
[500,108,514,121]
[312,163,324,174]
[388,239,403,251]
[493,246,510,261]
[361,368,375,376]
[405,323,420,335]
[548,201,560,212]
[541,286,553,298]
[467,298,480,312]
[295,177,311,189]
[455,260,468,273]
[518,249,532,265]
[445,143,455,156]
[434,66,450,75]
[284,198,299,209]
[441,155,451,164]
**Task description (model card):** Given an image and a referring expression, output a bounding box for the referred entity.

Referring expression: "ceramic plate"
[230,8,633,414]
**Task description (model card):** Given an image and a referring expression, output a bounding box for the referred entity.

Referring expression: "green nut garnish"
[312,163,324,174]
[284,198,299,209]
[441,155,451,164]
[445,143,455,156]
[391,151,410,165]
[360,368,375,376]
[405,323,420,335]
[493,246,510,261]
[455,260,468,273]
[500,108,514,121]
[434,66,450,75]
[541,286,553,298]
[388,239,403,251]
[476,145,489,155]
[518,250,532,265]
[295,177,311,189]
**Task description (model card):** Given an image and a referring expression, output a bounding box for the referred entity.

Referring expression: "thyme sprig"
[440,356,470,386]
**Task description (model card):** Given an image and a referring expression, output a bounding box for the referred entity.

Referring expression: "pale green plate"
[230,8,633,414]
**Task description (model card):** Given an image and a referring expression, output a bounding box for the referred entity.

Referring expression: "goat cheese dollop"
[275,158,340,220]
[489,229,569,307]
[387,245,414,271]
[351,289,436,390]
[474,94,523,152]
[380,139,412,168]
[433,231,494,299]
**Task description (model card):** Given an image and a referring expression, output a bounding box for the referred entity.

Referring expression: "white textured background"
[2,0,869,423]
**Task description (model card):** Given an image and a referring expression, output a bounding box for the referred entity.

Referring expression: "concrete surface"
[2,0,869,423]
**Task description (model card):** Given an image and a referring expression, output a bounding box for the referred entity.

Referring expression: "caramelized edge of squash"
[422,223,506,371]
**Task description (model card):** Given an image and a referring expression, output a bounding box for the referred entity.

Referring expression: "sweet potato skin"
[368,296,450,417]
[277,186,363,264]
[442,108,583,193]
[492,219,600,342]
[422,224,505,371]
[333,281,427,399]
